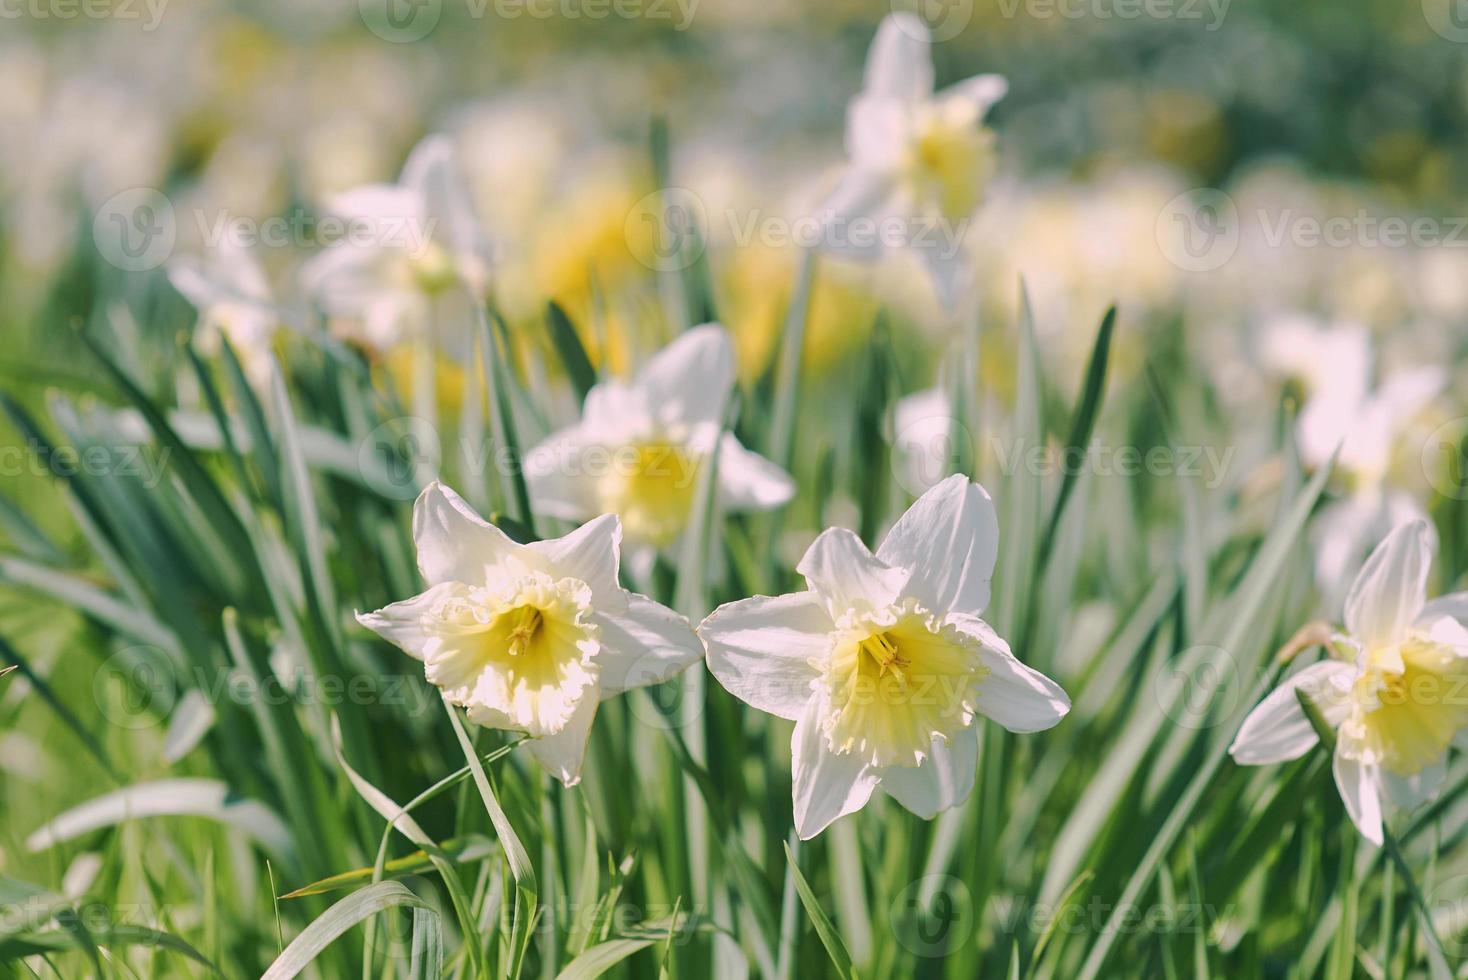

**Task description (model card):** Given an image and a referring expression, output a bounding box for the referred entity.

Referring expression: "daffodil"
[357,482,704,784]
[1260,315,1446,604]
[820,13,1007,309]
[301,134,494,351]
[168,237,279,384]
[523,324,795,564]
[1230,521,1468,844]
[699,475,1070,839]
[893,385,958,496]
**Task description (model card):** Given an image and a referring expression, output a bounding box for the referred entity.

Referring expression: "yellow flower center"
[422,574,600,736]
[597,441,702,548]
[820,601,988,768]
[1339,637,1468,775]
[907,111,997,223]
[406,241,459,294]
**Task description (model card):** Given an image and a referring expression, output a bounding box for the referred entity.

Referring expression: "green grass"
[0,258,1465,980]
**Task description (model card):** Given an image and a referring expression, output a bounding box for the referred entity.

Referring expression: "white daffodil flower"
[700,475,1070,839]
[168,237,278,384]
[524,324,795,561]
[894,386,958,496]
[301,134,493,350]
[820,13,1007,309]
[1230,521,1468,845]
[1261,315,1446,604]
[357,482,705,785]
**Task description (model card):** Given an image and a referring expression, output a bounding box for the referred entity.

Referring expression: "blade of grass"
[783,841,856,980]
[546,302,598,402]
[259,880,435,980]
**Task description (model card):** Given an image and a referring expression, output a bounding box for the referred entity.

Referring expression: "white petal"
[413,482,517,585]
[863,14,934,102]
[299,243,376,301]
[1344,520,1433,651]
[914,241,972,313]
[792,699,879,840]
[401,134,493,268]
[580,380,649,439]
[519,691,599,786]
[1370,366,1447,431]
[523,426,601,523]
[1229,660,1356,765]
[324,184,424,224]
[1380,759,1446,814]
[355,582,460,661]
[1418,591,1468,629]
[877,475,998,618]
[1333,748,1384,846]
[168,258,228,310]
[797,527,909,617]
[525,514,624,607]
[881,726,978,819]
[636,324,734,428]
[938,73,1008,118]
[820,169,897,253]
[700,592,832,720]
[950,616,1069,732]
[716,434,795,513]
[843,98,911,173]
[594,593,704,695]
